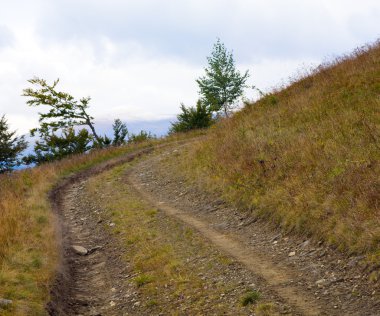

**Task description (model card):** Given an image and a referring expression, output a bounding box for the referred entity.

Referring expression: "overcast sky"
[0,0,379,135]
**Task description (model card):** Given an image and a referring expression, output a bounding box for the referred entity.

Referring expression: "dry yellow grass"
[0,131,202,315]
[180,42,380,264]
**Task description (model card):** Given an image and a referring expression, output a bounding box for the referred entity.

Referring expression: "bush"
[128,130,155,143]
[23,127,93,165]
[170,100,213,133]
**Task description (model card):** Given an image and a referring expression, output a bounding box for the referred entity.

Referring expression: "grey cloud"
[35,0,380,64]
[37,0,219,63]
[0,25,13,49]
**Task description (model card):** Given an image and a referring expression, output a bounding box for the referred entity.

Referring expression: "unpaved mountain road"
[130,176,321,316]
[48,144,380,315]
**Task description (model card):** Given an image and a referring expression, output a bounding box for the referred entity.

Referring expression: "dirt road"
[47,145,380,315]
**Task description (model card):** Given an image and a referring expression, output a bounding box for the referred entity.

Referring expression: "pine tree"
[112,119,128,146]
[0,115,28,172]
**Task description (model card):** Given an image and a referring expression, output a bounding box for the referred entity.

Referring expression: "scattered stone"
[133,301,141,307]
[87,245,102,255]
[288,251,296,257]
[110,301,116,307]
[270,233,282,242]
[71,245,88,256]
[109,222,115,227]
[316,279,327,288]
[0,298,12,307]
[89,311,101,316]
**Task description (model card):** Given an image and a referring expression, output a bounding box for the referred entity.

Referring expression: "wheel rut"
[129,173,322,316]
[47,148,153,315]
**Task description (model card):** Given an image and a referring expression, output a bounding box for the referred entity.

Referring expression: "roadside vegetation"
[0,132,200,315]
[171,39,249,132]
[177,42,380,269]
[170,100,213,133]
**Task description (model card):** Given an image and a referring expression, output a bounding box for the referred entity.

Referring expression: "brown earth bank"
[47,144,380,315]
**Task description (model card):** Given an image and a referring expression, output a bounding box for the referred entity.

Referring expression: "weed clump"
[241,290,261,306]
[134,274,155,287]
[255,303,278,316]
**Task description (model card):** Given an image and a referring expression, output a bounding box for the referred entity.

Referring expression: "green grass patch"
[134,274,155,287]
[241,290,261,306]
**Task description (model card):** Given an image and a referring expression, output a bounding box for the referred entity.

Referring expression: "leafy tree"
[0,115,28,173]
[23,127,92,164]
[22,77,102,144]
[196,39,249,116]
[170,100,213,133]
[112,119,128,146]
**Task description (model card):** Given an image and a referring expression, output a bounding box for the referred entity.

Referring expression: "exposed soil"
[129,146,380,316]
[47,143,380,315]
[47,148,154,315]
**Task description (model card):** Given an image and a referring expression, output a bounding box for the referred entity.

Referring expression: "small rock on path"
[71,245,88,256]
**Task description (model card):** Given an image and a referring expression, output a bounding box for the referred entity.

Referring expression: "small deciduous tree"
[0,115,28,173]
[196,39,249,116]
[112,119,128,146]
[23,77,102,144]
[170,100,213,133]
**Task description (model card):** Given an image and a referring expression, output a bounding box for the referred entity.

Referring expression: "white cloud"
[0,0,379,136]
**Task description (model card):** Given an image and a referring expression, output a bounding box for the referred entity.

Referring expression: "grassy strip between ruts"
[0,131,203,316]
[84,159,278,315]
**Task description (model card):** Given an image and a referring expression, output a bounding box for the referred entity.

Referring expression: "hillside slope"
[180,42,380,265]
